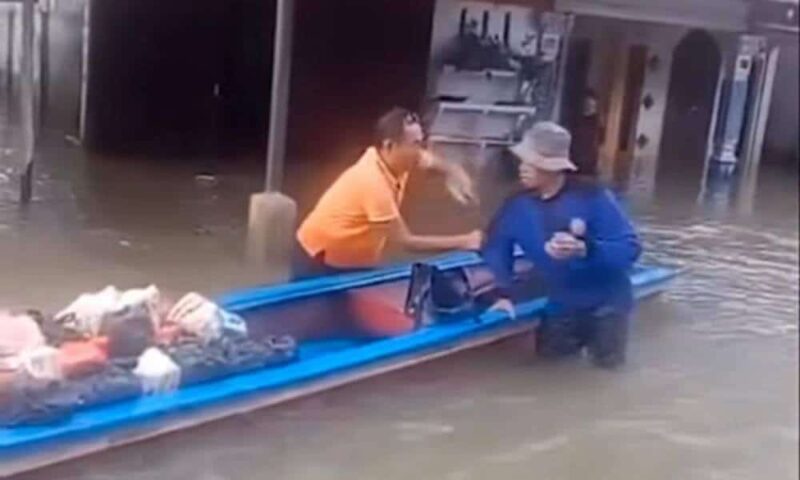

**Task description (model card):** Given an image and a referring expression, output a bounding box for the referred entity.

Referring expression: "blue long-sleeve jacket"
[482,178,642,314]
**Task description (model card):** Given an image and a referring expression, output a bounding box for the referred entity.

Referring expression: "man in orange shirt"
[294,107,482,280]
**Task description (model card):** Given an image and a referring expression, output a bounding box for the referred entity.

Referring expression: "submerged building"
[0,0,797,201]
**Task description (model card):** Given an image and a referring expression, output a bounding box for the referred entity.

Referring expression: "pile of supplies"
[0,286,297,428]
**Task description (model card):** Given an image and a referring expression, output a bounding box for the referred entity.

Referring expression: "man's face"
[518,158,556,190]
[384,121,426,173]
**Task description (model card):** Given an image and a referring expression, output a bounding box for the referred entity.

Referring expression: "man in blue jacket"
[482,122,641,368]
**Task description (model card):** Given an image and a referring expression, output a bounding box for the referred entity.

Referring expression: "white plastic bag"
[133,348,181,395]
[219,311,248,337]
[167,292,222,341]
[19,346,62,383]
[54,286,121,337]
[55,285,163,338]
[0,311,46,359]
[118,285,162,330]
[0,315,56,390]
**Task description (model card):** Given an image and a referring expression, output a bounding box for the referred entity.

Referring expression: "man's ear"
[381,139,394,152]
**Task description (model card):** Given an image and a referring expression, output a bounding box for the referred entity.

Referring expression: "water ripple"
[640,216,799,341]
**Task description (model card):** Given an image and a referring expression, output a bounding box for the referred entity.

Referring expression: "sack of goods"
[166,292,248,343]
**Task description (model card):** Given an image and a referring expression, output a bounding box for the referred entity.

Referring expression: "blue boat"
[0,253,677,477]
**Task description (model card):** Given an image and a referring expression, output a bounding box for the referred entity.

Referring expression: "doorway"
[285,0,436,211]
[288,0,435,165]
[658,30,722,182]
[561,38,592,131]
[84,0,275,158]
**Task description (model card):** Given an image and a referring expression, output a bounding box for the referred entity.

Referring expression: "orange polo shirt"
[297,147,408,268]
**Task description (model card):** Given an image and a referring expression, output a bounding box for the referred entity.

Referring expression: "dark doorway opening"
[658,30,721,184]
[85,0,275,159]
[561,38,592,131]
[83,0,436,177]
[287,0,435,166]
[284,0,436,208]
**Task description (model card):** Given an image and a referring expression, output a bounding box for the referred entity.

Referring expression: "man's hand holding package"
[421,150,478,206]
[445,164,478,206]
[545,232,587,260]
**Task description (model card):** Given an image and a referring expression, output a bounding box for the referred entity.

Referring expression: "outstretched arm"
[481,204,517,296]
[389,215,482,252]
[420,151,478,206]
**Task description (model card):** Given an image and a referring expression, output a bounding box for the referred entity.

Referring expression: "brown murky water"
[1,136,798,479]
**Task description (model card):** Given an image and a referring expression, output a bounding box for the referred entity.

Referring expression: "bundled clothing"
[0,364,144,427]
[0,381,76,427]
[0,287,299,427]
[165,334,297,387]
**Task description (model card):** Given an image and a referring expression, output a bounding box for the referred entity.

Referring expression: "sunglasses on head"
[403,112,421,126]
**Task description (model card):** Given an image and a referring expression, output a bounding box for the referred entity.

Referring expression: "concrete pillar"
[38,0,50,132]
[246,0,298,276]
[19,0,35,204]
[264,0,294,193]
[548,12,574,123]
[246,191,297,271]
[711,35,765,168]
[78,0,91,143]
[5,8,15,97]
[700,160,739,211]
[741,44,780,170]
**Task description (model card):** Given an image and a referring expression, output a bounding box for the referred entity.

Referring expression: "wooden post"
[599,39,628,180]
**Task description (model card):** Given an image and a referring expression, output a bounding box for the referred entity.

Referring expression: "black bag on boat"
[101,304,155,360]
[404,263,484,327]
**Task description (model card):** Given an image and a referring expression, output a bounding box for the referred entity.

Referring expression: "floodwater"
[1,135,798,479]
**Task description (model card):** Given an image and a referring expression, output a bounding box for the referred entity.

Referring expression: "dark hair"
[373,107,420,148]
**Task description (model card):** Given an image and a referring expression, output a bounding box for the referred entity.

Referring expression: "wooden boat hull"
[0,253,677,477]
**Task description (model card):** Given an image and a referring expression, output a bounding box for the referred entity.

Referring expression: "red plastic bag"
[347,291,414,338]
[58,338,109,379]
[155,324,182,346]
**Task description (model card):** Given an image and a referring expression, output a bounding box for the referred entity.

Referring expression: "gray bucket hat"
[510,121,577,172]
